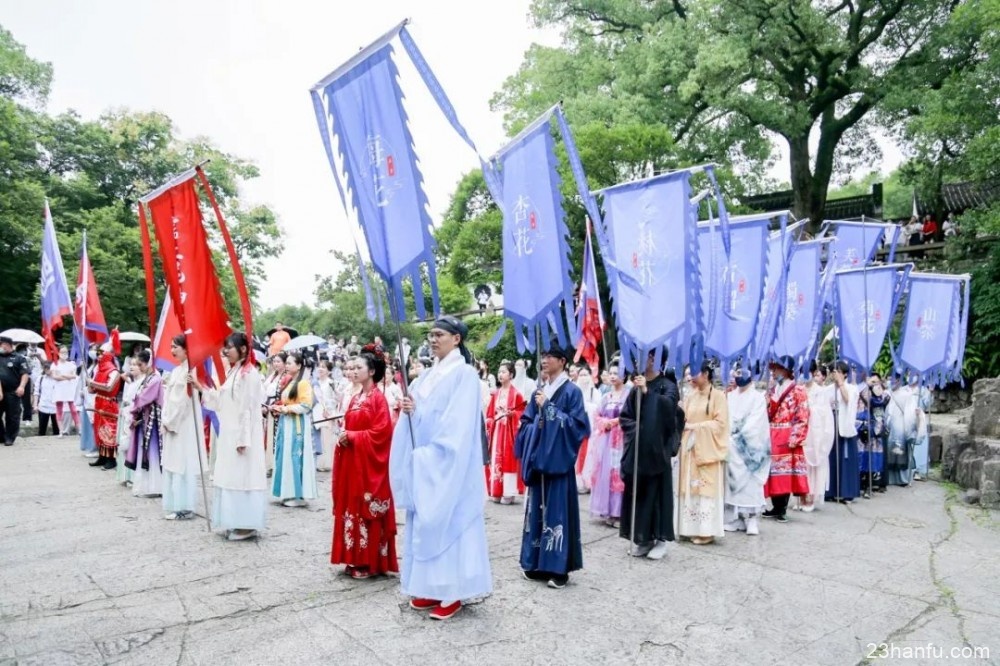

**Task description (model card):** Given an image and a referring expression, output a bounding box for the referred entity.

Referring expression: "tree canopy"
[0,25,283,337]
[493,0,993,230]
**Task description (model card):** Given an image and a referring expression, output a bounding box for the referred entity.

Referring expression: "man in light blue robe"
[516,342,590,589]
[390,316,492,621]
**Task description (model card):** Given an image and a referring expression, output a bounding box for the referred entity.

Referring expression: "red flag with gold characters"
[146,179,232,370]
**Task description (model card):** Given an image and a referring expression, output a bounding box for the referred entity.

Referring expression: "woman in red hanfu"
[331,344,398,579]
[485,360,527,504]
[88,329,122,471]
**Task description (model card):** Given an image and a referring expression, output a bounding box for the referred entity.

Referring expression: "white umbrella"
[118,331,151,343]
[0,329,44,344]
[279,335,327,353]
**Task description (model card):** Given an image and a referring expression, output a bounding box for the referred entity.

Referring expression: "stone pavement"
[2,436,999,666]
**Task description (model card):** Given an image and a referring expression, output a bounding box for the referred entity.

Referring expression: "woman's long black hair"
[286,352,306,401]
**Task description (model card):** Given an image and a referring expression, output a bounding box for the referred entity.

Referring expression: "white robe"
[389,349,492,602]
[160,363,207,513]
[161,363,206,476]
[725,386,771,513]
[202,365,267,532]
[804,382,836,506]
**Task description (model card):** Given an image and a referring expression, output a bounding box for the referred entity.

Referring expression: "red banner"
[146,179,232,370]
[74,240,108,345]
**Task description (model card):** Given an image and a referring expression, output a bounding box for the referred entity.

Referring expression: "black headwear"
[769,354,797,376]
[541,338,574,362]
[432,315,473,364]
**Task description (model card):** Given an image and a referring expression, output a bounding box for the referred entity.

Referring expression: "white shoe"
[746,516,760,536]
[646,540,669,560]
[628,542,653,557]
[282,499,306,508]
[83,451,99,458]
[227,529,257,541]
[800,504,815,513]
[724,519,746,532]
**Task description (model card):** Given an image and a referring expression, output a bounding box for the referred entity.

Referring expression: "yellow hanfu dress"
[678,385,729,540]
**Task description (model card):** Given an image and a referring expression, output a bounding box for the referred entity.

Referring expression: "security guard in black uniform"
[0,336,30,446]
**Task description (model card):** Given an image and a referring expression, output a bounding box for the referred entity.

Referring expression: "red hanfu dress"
[764,382,811,497]
[92,352,121,458]
[485,385,526,499]
[330,387,399,575]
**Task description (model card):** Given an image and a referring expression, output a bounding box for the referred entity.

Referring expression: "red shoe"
[349,568,373,580]
[409,597,439,611]
[429,600,462,620]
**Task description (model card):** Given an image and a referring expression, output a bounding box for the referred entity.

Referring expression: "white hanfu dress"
[203,364,267,532]
[160,363,207,515]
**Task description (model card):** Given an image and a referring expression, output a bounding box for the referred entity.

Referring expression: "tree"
[496,0,990,231]
[0,24,284,336]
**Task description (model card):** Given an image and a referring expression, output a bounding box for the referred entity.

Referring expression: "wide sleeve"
[515,395,539,462]
[389,375,424,511]
[287,380,313,414]
[237,370,264,449]
[485,391,497,433]
[131,375,162,413]
[160,370,189,433]
[789,386,811,447]
[346,390,393,498]
[391,368,485,558]
[692,390,729,465]
[530,386,591,476]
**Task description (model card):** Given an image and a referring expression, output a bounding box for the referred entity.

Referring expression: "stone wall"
[937,378,1000,508]
[930,385,973,414]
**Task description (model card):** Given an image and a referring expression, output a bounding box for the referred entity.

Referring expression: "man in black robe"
[619,349,681,559]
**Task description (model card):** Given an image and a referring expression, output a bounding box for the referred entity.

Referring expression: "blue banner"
[894,275,961,385]
[599,171,698,372]
[312,43,439,320]
[493,121,575,352]
[751,216,794,371]
[944,276,971,383]
[698,215,770,377]
[771,240,825,372]
[834,265,910,371]
[824,220,898,306]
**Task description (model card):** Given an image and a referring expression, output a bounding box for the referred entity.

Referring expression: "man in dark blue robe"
[515,342,591,589]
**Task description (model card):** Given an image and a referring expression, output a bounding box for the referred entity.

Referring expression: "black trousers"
[21,379,32,421]
[38,411,60,437]
[771,493,790,516]
[1,391,23,443]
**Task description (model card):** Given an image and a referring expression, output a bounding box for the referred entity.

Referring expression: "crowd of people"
[7,320,935,621]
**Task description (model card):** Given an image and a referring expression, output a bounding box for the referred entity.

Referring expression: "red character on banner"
[145,180,232,370]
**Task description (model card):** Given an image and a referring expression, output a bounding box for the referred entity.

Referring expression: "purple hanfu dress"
[126,372,164,498]
[588,388,629,519]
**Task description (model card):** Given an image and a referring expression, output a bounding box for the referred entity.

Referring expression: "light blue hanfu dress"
[389,349,492,603]
[272,378,317,502]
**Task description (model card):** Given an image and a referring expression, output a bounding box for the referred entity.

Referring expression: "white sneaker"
[746,516,760,536]
[724,519,746,532]
[628,542,653,557]
[646,540,669,560]
[228,529,257,541]
[83,451,99,458]
[282,499,306,508]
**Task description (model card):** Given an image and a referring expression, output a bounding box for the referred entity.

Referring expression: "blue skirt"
[79,408,97,453]
[163,470,199,513]
[211,488,267,532]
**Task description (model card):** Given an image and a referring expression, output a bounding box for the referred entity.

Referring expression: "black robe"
[618,374,680,545]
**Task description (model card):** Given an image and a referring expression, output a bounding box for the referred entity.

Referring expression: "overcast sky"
[1,0,561,309]
[3,1,903,311]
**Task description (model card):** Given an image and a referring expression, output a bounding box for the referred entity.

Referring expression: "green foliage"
[0,25,283,338]
[497,0,988,230]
